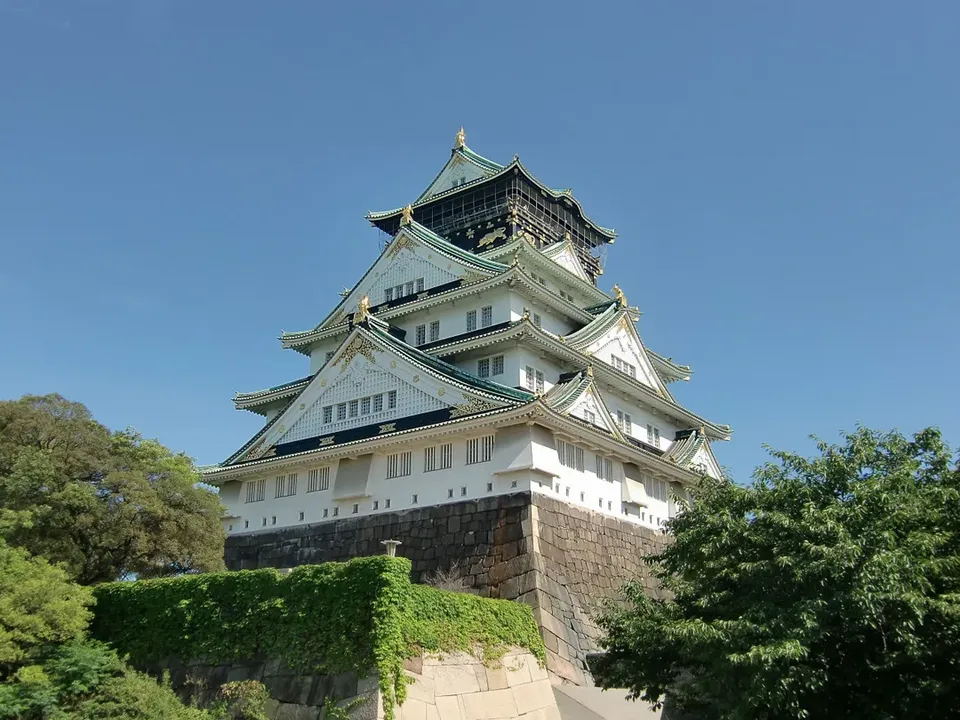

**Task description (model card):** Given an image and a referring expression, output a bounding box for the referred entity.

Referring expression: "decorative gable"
[690,443,723,479]
[419,153,491,201]
[540,240,590,282]
[568,385,622,436]
[585,317,662,391]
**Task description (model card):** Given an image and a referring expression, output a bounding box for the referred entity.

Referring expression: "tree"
[0,394,225,585]
[0,542,92,677]
[593,427,960,720]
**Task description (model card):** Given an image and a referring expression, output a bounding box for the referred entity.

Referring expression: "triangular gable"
[566,306,667,396]
[540,239,590,282]
[316,222,504,331]
[417,150,500,202]
[544,369,624,440]
[228,321,526,464]
[691,441,723,479]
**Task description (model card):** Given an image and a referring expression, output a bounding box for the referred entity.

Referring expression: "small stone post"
[381,539,402,557]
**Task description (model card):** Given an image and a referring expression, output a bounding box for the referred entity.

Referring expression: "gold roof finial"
[612,284,627,307]
[586,365,594,378]
[522,307,531,320]
[400,204,414,226]
[454,126,466,149]
[353,295,371,324]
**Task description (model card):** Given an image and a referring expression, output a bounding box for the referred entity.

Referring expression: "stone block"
[433,664,481,696]
[306,675,334,706]
[274,701,320,720]
[405,672,436,704]
[264,674,305,705]
[517,705,561,720]
[503,656,531,688]
[400,698,429,720]
[483,666,508,691]
[435,695,463,720]
[512,679,554,715]
[460,688,517,720]
[404,656,424,675]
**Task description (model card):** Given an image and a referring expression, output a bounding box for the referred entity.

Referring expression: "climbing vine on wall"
[92,556,544,720]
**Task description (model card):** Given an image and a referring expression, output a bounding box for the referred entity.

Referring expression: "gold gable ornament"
[612,284,627,308]
[352,295,371,325]
[400,204,414,226]
[454,126,466,149]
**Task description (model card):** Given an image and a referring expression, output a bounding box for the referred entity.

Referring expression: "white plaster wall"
[601,389,681,452]
[391,286,513,348]
[308,340,342,374]
[506,293,576,336]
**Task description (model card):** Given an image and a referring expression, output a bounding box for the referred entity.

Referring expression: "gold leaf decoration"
[378,423,396,434]
[412,374,420,383]
[338,335,378,371]
[318,436,335,446]
[320,379,327,387]
[437,388,445,396]
[386,234,415,259]
[245,438,266,460]
[460,271,486,285]
[478,227,506,248]
[449,396,500,419]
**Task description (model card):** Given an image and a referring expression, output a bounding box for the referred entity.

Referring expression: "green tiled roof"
[401,221,508,274]
[663,430,707,467]
[234,375,313,402]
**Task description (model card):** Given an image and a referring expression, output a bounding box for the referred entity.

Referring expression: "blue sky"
[1,1,957,481]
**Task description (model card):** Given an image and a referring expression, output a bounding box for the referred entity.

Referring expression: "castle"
[202,128,730,539]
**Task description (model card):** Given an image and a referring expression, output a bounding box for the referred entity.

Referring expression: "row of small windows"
[529,272,575,304]
[466,306,493,332]
[476,355,504,378]
[611,354,637,379]
[414,321,441,346]
[322,391,398,424]
[384,278,425,303]
[556,438,614,480]
[386,435,494,478]
[522,365,545,393]
[245,468,331,503]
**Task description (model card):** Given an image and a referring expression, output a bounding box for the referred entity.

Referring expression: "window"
[583,409,596,424]
[608,501,613,511]
[384,288,393,303]
[387,390,397,409]
[466,435,495,464]
[511,480,518,488]
[565,486,570,497]
[262,518,267,527]
[299,511,304,522]
[415,324,426,346]
[245,479,266,503]
[325,350,336,364]
[411,494,418,504]
[487,482,493,492]
[448,488,454,498]
[536,370,545,393]
[271,516,277,525]
[385,498,391,509]
[646,424,661,448]
[228,524,233,532]
[244,520,249,529]
[373,500,379,510]
[580,491,586,501]
[395,284,404,298]
[477,358,490,378]
[323,405,333,424]
[617,410,632,434]
[307,467,330,493]
[460,486,467,496]
[429,320,440,342]
[599,498,604,508]
[373,394,383,413]
[275,473,297,498]
[416,277,425,293]
[556,439,585,471]
[361,397,371,415]
[348,400,359,418]
[492,355,504,376]
[533,313,542,328]
[481,305,493,327]
[424,443,452,472]
[612,354,637,379]
[596,456,614,481]
[337,403,347,421]
[466,309,477,331]
[523,366,535,391]
[333,507,339,517]
[352,504,359,514]
[554,483,560,493]
[323,508,328,518]
[386,451,412,479]
[643,475,669,502]
[405,281,414,296]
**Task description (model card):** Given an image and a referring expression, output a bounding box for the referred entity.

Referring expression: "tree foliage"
[593,427,960,720]
[0,394,225,584]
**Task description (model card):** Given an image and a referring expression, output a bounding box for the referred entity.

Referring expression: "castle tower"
[204,129,731,536]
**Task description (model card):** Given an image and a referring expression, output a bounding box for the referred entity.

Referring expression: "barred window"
[373,394,384,413]
[416,277,425,293]
[523,365,535,390]
[395,284,404,298]
[617,410,632,434]
[405,281,414,296]
[466,309,477,331]
[424,443,452,472]
[583,409,596,424]
[535,370,544,393]
[612,354,637,379]
[274,474,297,498]
[415,324,426,346]
[556,439,584,471]
[492,355,504,376]
[429,320,440,342]
[337,403,347,421]
[481,305,493,328]
[323,405,333,424]
[596,456,614,481]
[244,478,266,503]
[386,451,412,479]
[466,435,495,465]
[384,288,393,303]
[373,500,379,510]
[477,358,490,378]
[348,400,359,418]
[385,498,391,509]
[646,424,661,448]
[643,475,668,502]
[306,467,330,493]
[387,390,397,409]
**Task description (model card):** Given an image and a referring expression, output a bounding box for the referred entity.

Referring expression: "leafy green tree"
[593,427,960,720]
[0,394,225,584]
[0,542,92,676]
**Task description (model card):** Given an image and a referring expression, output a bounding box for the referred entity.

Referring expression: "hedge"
[91,556,544,719]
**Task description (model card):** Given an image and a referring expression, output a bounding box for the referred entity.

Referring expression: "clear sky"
[1,1,957,481]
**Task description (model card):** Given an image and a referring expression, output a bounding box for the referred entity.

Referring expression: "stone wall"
[224,492,670,687]
[146,649,556,720]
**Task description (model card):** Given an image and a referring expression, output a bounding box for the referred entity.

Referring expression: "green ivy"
[91,557,544,720]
